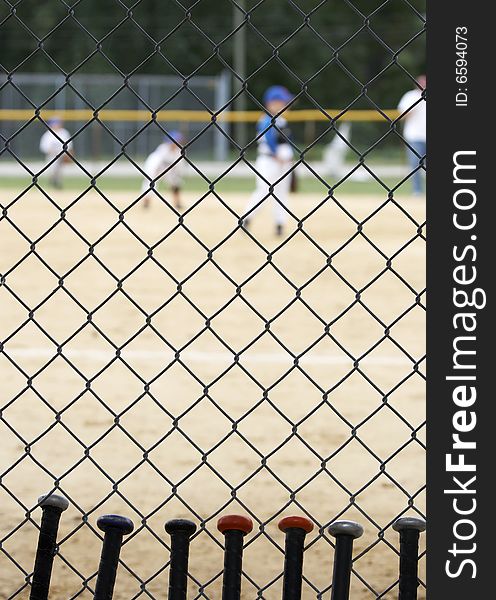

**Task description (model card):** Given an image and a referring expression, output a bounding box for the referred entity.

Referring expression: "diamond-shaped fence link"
[0,1,426,598]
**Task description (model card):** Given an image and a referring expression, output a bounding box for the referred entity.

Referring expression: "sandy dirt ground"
[0,186,426,599]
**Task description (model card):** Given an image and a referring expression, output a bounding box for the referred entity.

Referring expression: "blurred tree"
[0,0,425,108]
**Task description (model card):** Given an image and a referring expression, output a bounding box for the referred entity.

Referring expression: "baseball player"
[141,131,185,210]
[39,117,73,189]
[397,75,426,195]
[243,86,295,237]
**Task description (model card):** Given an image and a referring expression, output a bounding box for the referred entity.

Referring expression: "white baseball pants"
[245,155,292,226]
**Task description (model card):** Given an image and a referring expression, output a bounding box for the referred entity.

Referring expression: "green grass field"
[0,173,414,196]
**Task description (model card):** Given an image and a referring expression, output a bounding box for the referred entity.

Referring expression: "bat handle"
[30,493,69,600]
[393,517,426,600]
[93,514,134,600]
[328,520,364,600]
[217,515,253,600]
[278,516,314,600]
[164,519,197,600]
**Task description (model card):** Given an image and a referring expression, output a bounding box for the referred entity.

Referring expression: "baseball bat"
[93,514,134,600]
[217,515,253,600]
[328,520,364,600]
[30,493,69,600]
[278,516,314,600]
[393,517,426,600]
[164,519,197,600]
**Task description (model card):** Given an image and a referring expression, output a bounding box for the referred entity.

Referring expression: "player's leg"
[406,140,426,195]
[141,165,154,208]
[171,186,182,210]
[47,156,63,189]
[140,177,152,208]
[244,177,267,229]
[141,156,159,209]
[272,166,292,236]
[417,140,426,190]
[243,156,277,230]
[165,167,184,211]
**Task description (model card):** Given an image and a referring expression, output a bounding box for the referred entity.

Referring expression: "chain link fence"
[0,72,232,160]
[0,1,426,598]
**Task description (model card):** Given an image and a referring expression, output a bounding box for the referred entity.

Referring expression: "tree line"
[1,0,426,109]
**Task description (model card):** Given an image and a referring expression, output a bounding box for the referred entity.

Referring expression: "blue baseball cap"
[165,130,184,144]
[263,86,294,105]
[48,116,63,126]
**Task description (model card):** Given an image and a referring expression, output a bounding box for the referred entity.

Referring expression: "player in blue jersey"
[243,86,295,237]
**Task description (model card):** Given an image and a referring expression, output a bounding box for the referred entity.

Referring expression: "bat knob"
[97,514,134,535]
[37,493,69,512]
[217,515,253,535]
[278,516,314,533]
[393,517,426,533]
[328,520,364,539]
[164,519,197,537]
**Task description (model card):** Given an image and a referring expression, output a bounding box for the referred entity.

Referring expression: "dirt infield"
[0,187,425,599]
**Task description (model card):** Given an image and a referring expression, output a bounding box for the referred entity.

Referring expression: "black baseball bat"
[217,514,253,600]
[328,520,364,600]
[164,518,197,600]
[30,493,69,600]
[93,514,134,600]
[393,517,426,600]
[278,515,314,600]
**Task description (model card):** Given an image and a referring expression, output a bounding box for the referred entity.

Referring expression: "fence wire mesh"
[0,1,426,598]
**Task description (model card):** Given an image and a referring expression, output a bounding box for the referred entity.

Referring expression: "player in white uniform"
[141,131,185,210]
[322,122,352,178]
[39,117,73,189]
[243,86,295,237]
[397,75,426,195]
